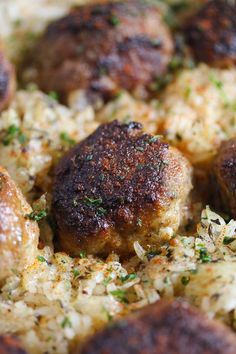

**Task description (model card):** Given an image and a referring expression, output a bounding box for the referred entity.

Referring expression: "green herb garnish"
[199,247,211,263]
[79,251,87,259]
[2,125,26,146]
[181,276,190,286]
[110,289,128,304]
[26,210,47,222]
[148,135,162,144]
[61,317,72,329]
[73,268,80,278]
[223,237,236,245]
[48,91,59,101]
[37,255,47,263]
[137,218,142,227]
[120,273,137,282]
[60,132,76,146]
[109,15,120,26]
[84,197,103,207]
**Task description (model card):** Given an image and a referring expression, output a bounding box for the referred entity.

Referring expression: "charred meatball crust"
[80,300,236,354]
[0,49,15,111]
[212,138,236,217]
[0,335,27,354]
[52,121,192,257]
[185,0,236,67]
[30,0,173,101]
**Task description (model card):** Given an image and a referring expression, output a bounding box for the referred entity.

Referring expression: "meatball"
[52,121,192,257]
[29,0,173,103]
[0,166,39,282]
[185,0,236,67]
[0,335,27,354]
[212,138,236,217]
[79,300,236,354]
[0,48,15,111]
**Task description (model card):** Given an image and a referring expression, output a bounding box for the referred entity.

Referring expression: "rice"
[96,91,160,135]
[1,207,236,353]
[0,90,98,200]
[156,64,236,164]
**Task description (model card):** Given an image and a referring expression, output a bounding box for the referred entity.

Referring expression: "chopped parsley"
[110,289,128,304]
[137,218,142,227]
[109,15,120,26]
[199,247,211,263]
[37,255,47,263]
[26,209,47,222]
[148,135,162,144]
[48,91,59,101]
[2,125,27,146]
[209,73,229,106]
[60,132,76,146]
[136,146,144,152]
[85,154,93,161]
[97,207,107,216]
[72,268,80,278]
[223,237,236,245]
[79,251,87,259]
[103,276,112,286]
[181,276,190,286]
[84,196,107,216]
[61,317,72,329]
[84,197,102,207]
[168,55,183,71]
[120,273,137,282]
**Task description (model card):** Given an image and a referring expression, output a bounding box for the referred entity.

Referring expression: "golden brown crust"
[79,300,236,354]
[0,49,15,111]
[0,335,27,354]
[185,0,236,67]
[0,166,39,282]
[29,0,173,101]
[52,120,192,257]
[212,138,236,217]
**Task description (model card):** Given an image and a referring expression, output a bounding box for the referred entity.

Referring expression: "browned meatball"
[212,138,236,217]
[0,48,15,111]
[185,0,236,67]
[0,335,27,354]
[52,121,192,257]
[79,300,236,354]
[29,0,173,102]
[0,166,39,282]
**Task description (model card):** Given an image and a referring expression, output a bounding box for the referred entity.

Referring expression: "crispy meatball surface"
[0,48,15,111]
[29,0,173,102]
[0,335,27,354]
[79,300,236,354]
[0,166,39,282]
[212,138,236,217]
[52,121,192,257]
[185,0,236,67]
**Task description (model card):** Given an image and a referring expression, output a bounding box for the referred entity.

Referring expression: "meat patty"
[212,138,236,217]
[0,166,39,282]
[52,120,192,257]
[79,300,236,354]
[0,48,15,111]
[29,0,173,103]
[184,0,236,67]
[0,335,27,354]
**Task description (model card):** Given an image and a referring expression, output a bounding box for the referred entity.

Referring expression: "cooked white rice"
[156,64,236,164]
[1,207,236,353]
[0,90,98,199]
